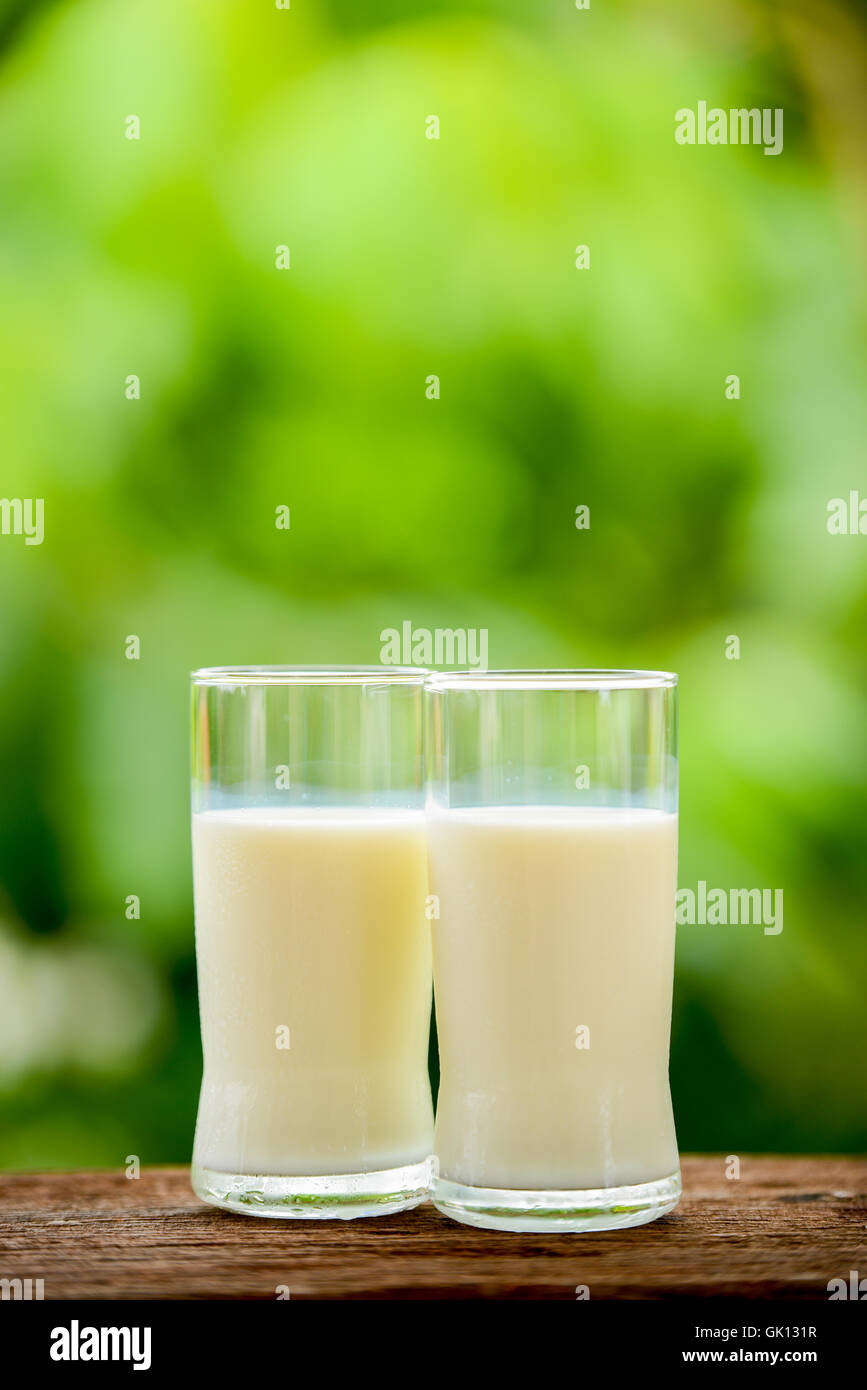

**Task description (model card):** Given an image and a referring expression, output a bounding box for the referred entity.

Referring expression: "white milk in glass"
[429,806,678,1191]
[192,807,434,1177]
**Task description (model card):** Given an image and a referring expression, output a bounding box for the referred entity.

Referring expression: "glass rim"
[191,665,430,687]
[424,668,678,691]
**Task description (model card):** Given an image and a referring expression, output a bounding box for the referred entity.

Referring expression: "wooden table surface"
[1,1156,864,1299]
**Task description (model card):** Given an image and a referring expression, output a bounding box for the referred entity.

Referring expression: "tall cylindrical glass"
[190,667,433,1219]
[426,669,679,1232]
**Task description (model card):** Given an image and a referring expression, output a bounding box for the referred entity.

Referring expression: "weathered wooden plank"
[0,1157,864,1299]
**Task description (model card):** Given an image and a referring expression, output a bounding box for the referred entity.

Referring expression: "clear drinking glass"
[426,669,680,1232]
[190,667,433,1218]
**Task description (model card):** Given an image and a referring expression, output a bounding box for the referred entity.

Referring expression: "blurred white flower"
[0,922,164,1086]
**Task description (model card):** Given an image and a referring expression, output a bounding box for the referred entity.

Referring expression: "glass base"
[192,1158,431,1220]
[432,1170,681,1233]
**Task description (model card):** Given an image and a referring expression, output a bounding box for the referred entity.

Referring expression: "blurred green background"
[0,0,865,1167]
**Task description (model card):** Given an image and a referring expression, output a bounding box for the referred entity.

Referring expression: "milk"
[428,806,678,1191]
[192,807,434,1176]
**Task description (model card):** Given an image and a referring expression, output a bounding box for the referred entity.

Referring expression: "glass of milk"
[426,669,680,1232]
[190,667,434,1218]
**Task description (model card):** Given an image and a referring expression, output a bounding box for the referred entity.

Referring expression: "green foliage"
[0,0,865,1164]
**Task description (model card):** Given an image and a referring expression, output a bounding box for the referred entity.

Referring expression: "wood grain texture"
[0,1157,865,1300]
